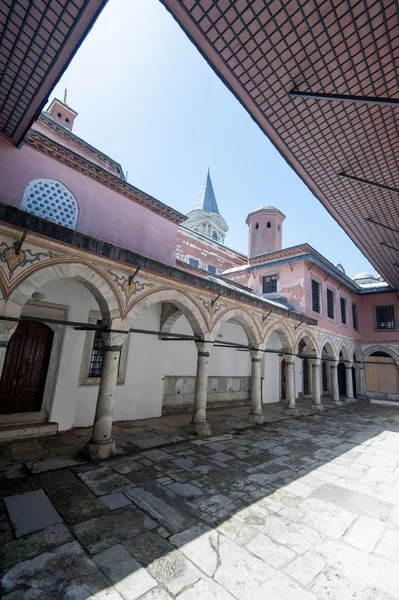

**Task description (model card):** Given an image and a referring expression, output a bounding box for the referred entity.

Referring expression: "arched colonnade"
[0,262,376,459]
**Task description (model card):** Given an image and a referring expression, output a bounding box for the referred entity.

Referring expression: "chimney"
[246,205,285,259]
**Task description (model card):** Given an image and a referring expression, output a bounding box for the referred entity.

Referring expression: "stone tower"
[184,168,228,243]
[246,205,285,259]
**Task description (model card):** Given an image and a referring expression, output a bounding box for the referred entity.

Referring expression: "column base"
[187,421,212,437]
[311,402,324,412]
[85,439,117,460]
[345,397,356,404]
[284,406,299,417]
[247,411,265,425]
[334,400,344,406]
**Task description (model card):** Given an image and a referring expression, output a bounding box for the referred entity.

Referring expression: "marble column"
[187,341,212,436]
[248,349,265,424]
[88,330,128,460]
[345,362,354,401]
[284,358,298,415]
[311,358,322,409]
[358,364,366,397]
[330,361,340,404]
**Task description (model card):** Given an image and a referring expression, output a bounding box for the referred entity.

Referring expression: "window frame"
[311,276,322,316]
[326,286,336,322]
[188,257,200,268]
[352,303,359,331]
[207,265,217,274]
[340,294,348,327]
[262,273,279,294]
[374,304,397,332]
[79,310,130,386]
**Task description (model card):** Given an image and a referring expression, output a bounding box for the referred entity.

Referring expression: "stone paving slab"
[4,489,62,537]
[2,404,399,598]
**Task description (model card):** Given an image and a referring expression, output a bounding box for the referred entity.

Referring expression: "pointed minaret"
[185,168,228,243]
[46,93,78,132]
[192,167,220,214]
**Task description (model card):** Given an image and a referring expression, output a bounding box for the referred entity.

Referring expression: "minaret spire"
[192,167,220,214]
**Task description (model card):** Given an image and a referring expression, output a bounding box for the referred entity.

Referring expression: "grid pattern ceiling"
[162,0,399,288]
[0,0,106,145]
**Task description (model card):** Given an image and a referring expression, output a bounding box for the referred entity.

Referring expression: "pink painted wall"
[357,291,399,343]
[254,262,306,311]
[0,136,178,266]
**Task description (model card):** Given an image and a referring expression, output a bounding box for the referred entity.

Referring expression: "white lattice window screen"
[21,179,79,229]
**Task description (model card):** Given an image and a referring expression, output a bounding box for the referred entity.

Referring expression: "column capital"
[345,362,353,369]
[250,349,263,361]
[195,341,213,355]
[101,331,128,348]
[330,360,339,368]
[310,358,321,367]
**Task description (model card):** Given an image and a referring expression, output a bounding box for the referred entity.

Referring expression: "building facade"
[0,98,398,457]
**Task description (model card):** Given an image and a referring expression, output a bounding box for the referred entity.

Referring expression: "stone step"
[0,421,58,442]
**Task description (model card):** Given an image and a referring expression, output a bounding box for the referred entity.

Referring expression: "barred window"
[263,275,277,293]
[327,288,335,319]
[207,265,216,274]
[189,258,199,268]
[89,321,104,377]
[311,279,321,313]
[340,297,347,325]
[352,304,359,331]
[376,305,396,330]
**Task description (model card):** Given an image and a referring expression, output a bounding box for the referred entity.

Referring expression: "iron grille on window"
[340,297,347,325]
[311,279,320,313]
[189,257,199,268]
[207,265,216,274]
[376,305,396,330]
[89,321,105,377]
[327,288,335,319]
[352,304,359,331]
[262,275,277,294]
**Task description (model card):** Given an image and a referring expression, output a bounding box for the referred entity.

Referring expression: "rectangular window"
[207,265,216,274]
[376,305,396,330]
[189,258,199,268]
[311,279,321,314]
[340,297,347,325]
[327,288,335,320]
[352,303,359,331]
[262,275,277,294]
[89,320,105,377]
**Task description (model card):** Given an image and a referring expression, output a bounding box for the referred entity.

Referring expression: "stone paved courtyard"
[2,403,399,599]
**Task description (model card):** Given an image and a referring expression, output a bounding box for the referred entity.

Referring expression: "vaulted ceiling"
[0,0,107,146]
[161,0,399,288]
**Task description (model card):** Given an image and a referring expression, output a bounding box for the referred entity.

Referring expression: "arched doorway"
[322,361,328,392]
[338,353,346,396]
[0,321,54,414]
[281,358,286,400]
[303,358,310,395]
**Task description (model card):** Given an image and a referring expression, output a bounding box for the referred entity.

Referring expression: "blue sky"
[51,0,375,279]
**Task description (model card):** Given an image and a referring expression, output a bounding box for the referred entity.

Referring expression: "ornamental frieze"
[0,240,65,281]
[104,268,158,309]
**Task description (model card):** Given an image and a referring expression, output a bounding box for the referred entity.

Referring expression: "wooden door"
[280,359,286,400]
[0,321,54,414]
[303,358,309,395]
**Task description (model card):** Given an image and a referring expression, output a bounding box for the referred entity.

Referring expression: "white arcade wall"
[21,279,288,431]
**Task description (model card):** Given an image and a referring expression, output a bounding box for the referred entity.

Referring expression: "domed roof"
[335,263,345,274]
[353,272,375,280]
[254,204,279,211]
[246,205,286,223]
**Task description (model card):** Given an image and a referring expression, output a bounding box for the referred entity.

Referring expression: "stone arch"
[337,340,352,362]
[263,320,294,352]
[353,344,363,363]
[320,336,337,360]
[363,345,399,362]
[127,288,208,338]
[295,328,319,357]
[211,308,260,347]
[6,262,121,323]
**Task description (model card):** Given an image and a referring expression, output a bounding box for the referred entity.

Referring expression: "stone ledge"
[0,422,58,442]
